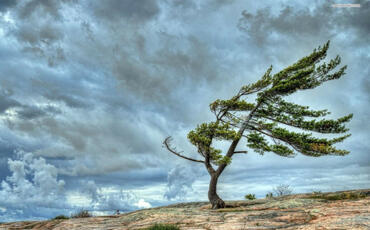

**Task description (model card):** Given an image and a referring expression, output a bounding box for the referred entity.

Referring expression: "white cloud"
[0,151,155,221]
[0,150,66,221]
[134,199,152,209]
[164,164,202,200]
[78,180,153,212]
[0,150,65,206]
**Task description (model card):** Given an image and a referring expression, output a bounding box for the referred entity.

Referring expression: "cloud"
[90,0,160,23]
[0,0,16,12]
[16,0,75,20]
[238,0,370,46]
[0,151,66,220]
[80,180,152,212]
[0,92,21,114]
[134,199,152,209]
[0,89,61,120]
[0,151,153,221]
[164,164,202,200]
[218,162,370,200]
[1,0,75,67]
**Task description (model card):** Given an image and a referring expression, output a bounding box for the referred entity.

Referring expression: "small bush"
[265,192,274,198]
[146,223,180,230]
[53,215,69,220]
[71,210,92,218]
[245,193,256,200]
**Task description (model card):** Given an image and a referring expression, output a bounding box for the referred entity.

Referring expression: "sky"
[0,0,369,222]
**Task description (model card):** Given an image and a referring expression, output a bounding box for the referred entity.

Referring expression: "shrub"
[309,192,366,200]
[71,210,92,218]
[272,184,293,197]
[146,224,180,230]
[53,215,69,220]
[265,192,274,198]
[245,193,256,200]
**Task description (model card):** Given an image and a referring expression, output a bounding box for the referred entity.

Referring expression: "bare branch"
[234,151,248,154]
[163,137,205,163]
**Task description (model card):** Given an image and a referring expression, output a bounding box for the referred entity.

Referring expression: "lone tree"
[163,41,352,209]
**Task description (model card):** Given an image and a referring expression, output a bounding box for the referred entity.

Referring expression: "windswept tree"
[163,41,352,209]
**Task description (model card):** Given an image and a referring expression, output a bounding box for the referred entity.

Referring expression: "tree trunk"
[208,173,225,209]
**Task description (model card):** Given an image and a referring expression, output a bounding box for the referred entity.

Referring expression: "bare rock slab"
[1,189,369,230]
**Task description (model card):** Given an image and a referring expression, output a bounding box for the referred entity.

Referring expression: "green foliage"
[174,41,351,182]
[145,224,180,230]
[210,99,255,112]
[71,210,92,218]
[52,215,69,220]
[241,65,273,95]
[308,192,367,200]
[245,193,256,200]
[246,132,270,155]
[188,122,240,147]
[270,144,294,157]
[265,192,274,198]
[187,121,239,165]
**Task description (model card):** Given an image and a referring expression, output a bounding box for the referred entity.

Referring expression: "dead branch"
[163,137,205,163]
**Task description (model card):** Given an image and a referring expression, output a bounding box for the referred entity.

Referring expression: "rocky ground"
[1,189,369,230]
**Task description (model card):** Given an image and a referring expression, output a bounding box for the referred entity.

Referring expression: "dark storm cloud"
[0,94,20,113]
[238,0,370,45]
[0,138,16,181]
[17,0,76,20]
[111,35,225,105]
[14,23,63,46]
[16,105,61,120]
[0,0,16,12]
[90,0,160,22]
[0,90,60,119]
[3,0,76,67]
[165,0,197,9]
[43,91,90,109]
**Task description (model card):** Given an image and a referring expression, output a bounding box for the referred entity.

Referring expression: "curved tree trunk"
[208,173,225,209]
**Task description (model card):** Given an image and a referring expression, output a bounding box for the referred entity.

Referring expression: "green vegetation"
[164,41,352,209]
[71,210,92,218]
[52,215,69,220]
[245,193,256,200]
[145,223,180,230]
[308,192,367,200]
[265,192,274,198]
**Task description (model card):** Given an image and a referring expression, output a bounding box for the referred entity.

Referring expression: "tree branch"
[205,153,216,174]
[163,137,205,163]
[216,100,265,175]
[234,151,248,154]
[247,126,301,154]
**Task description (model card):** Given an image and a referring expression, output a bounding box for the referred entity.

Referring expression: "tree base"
[210,198,225,209]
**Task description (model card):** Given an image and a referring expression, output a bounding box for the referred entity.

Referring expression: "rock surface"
[1,189,369,230]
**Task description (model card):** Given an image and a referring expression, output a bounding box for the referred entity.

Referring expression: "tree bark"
[208,173,225,209]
